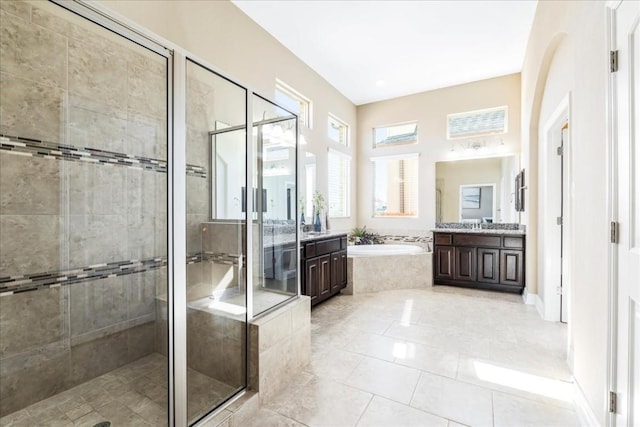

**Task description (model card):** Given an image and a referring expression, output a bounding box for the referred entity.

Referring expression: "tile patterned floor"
[0,353,235,427]
[262,286,580,427]
[2,286,580,426]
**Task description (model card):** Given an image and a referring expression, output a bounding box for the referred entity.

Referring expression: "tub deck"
[345,249,433,294]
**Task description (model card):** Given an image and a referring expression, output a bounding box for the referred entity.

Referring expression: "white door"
[613,1,640,424]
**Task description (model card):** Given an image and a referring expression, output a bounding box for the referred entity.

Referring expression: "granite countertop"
[300,230,348,242]
[431,228,526,235]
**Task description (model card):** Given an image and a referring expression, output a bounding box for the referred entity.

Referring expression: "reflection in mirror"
[302,152,316,221]
[211,121,245,220]
[436,155,519,224]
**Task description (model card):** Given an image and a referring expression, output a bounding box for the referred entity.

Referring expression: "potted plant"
[349,226,383,245]
[312,191,325,232]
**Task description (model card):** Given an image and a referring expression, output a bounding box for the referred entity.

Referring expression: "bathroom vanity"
[432,228,525,293]
[300,232,348,306]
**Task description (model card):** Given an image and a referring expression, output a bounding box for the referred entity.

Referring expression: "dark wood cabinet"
[477,248,500,284]
[301,234,348,307]
[454,247,476,281]
[500,249,524,286]
[304,258,320,303]
[435,246,455,280]
[318,254,331,298]
[331,250,347,293]
[433,231,525,293]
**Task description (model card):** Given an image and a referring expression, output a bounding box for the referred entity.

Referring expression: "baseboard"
[522,288,537,305]
[572,380,601,426]
[535,295,545,319]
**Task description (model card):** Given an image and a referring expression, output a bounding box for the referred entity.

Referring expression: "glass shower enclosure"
[0,1,299,426]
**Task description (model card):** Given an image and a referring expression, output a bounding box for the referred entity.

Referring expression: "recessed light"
[375,80,385,87]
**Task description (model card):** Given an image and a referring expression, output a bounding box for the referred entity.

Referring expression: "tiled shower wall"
[0,1,167,416]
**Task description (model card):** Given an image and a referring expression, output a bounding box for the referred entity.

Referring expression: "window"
[372,154,419,217]
[373,121,417,147]
[447,106,507,139]
[328,114,349,146]
[328,149,350,217]
[275,80,312,128]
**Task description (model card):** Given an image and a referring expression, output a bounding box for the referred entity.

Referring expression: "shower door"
[251,95,299,317]
[0,1,169,425]
[184,59,248,424]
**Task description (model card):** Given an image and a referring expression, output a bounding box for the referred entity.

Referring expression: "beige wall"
[521,0,608,421]
[356,73,521,235]
[97,0,358,231]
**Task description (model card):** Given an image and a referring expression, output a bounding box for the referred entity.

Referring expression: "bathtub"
[345,244,432,294]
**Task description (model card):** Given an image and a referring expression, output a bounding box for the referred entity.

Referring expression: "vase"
[300,212,305,225]
[314,212,321,232]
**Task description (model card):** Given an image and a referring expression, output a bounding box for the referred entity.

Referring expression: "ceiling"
[232,1,538,106]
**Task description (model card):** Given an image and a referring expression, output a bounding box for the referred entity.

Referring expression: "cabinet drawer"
[435,233,453,245]
[316,238,341,256]
[453,234,501,248]
[503,236,524,249]
[304,242,316,258]
[340,237,348,249]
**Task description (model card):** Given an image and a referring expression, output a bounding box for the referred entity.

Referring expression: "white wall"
[356,74,521,235]
[521,0,608,421]
[98,0,358,231]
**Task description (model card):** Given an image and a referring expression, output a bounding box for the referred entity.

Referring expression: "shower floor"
[0,353,236,426]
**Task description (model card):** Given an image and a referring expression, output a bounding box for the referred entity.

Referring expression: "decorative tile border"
[379,235,433,244]
[0,257,167,296]
[0,252,242,296]
[0,134,206,178]
[435,222,521,230]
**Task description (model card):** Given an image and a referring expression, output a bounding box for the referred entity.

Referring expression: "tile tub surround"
[262,286,580,426]
[345,251,432,294]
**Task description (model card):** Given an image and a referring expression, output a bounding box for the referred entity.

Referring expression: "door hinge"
[557,146,563,156]
[557,216,563,226]
[610,50,619,72]
[610,221,619,244]
[609,391,617,413]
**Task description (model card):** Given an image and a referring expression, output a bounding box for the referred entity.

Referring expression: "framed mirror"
[436,155,519,224]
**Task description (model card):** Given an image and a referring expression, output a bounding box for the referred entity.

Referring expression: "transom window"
[372,154,419,217]
[447,106,508,139]
[328,114,349,146]
[275,80,312,128]
[373,121,417,147]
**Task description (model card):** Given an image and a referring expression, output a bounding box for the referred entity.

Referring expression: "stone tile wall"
[0,1,169,417]
[249,296,311,405]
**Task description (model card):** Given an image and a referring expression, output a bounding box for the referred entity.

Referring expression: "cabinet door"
[318,254,331,300]
[454,247,476,281]
[339,250,348,289]
[330,250,347,293]
[304,258,319,303]
[500,250,524,286]
[477,248,500,284]
[434,246,455,280]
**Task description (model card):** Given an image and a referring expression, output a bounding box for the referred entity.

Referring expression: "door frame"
[606,1,623,426]
[540,94,571,326]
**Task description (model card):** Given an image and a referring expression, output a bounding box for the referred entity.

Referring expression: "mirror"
[436,155,519,224]
[211,121,246,220]
[300,152,316,222]
[261,120,296,221]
